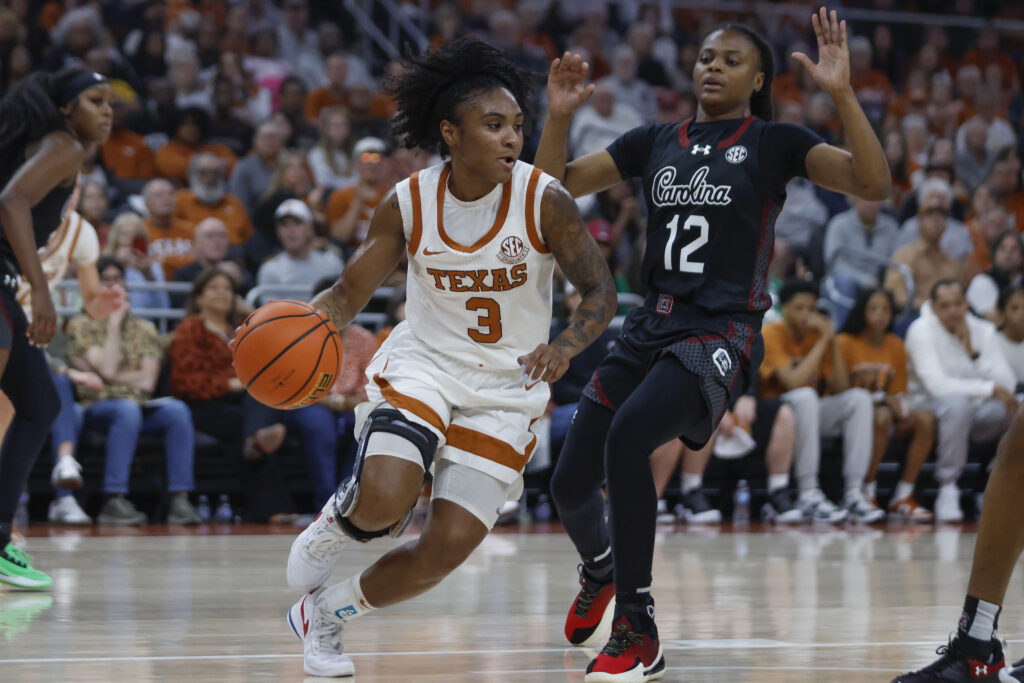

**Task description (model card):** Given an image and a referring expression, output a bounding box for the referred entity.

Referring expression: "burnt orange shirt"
[102,130,156,180]
[144,216,197,279]
[173,189,252,246]
[759,321,833,398]
[835,332,908,395]
[306,88,346,122]
[1003,194,1024,233]
[327,185,387,246]
[154,141,237,185]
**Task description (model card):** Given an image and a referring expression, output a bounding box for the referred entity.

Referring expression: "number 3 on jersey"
[466,297,502,343]
[663,214,709,273]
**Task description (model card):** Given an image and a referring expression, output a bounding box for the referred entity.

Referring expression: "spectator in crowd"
[759,280,881,524]
[601,45,656,123]
[837,289,936,521]
[568,80,642,158]
[326,137,391,249]
[168,50,211,114]
[228,120,286,216]
[897,175,973,263]
[43,7,104,71]
[956,85,1016,158]
[172,217,251,306]
[925,71,960,139]
[884,130,913,206]
[100,88,156,187]
[308,106,354,191]
[966,230,1023,323]
[124,27,167,86]
[900,139,967,222]
[987,147,1024,231]
[295,22,371,93]
[248,151,326,261]
[374,285,406,347]
[276,0,317,65]
[168,266,299,521]
[208,75,254,157]
[77,180,111,247]
[965,187,1003,275]
[126,76,177,144]
[344,81,391,142]
[305,53,347,122]
[256,199,343,289]
[627,23,669,89]
[996,285,1024,391]
[486,10,547,73]
[670,394,803,524]
[955,119,997,193]
[955,64,983,123]
[964,27,1019,95]
[823,196,900,291]
[886,180,966,312]
[276,75,319,150]
[155,108,238,186]
[103,213,171,311]
[901,113,930,172]
[174,152,253,246]
[142,178,196,281]
[67,258,201,526]
[848,35,893,129]
[772,175,830,278]
[904,279,1016,522]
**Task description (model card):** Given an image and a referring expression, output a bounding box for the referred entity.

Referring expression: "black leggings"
[0,289,60,536]
[551,354,708,602]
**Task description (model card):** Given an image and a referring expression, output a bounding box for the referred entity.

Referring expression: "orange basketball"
[232,299,342,410]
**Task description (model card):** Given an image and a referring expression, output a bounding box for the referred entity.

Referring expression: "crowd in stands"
[8,0,1024,527]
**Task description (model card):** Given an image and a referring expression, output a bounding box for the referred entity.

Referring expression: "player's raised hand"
[547,52,595,117]
[791,7,850,95]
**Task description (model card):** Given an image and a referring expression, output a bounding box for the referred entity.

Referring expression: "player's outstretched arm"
[794,7,890,201]
[312,188,405,331]
[518,183,616,383]
[534,53,622,198]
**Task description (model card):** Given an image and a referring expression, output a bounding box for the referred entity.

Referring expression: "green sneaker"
[0,543,52,590]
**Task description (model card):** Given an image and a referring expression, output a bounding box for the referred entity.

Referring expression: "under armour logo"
[691,144,711,156]
[974,664,988,676]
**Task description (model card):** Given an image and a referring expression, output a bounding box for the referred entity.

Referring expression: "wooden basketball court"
[0,522,1019,682]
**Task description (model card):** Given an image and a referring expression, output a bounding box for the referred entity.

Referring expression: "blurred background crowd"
[8,0,1024,530]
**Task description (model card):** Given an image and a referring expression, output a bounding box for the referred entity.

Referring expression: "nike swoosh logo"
[525,380,543,390]
[422,247,445,256]
[301,596,310,636]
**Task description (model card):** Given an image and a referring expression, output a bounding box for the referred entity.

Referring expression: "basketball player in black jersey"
[534,9,890,681]
[0,68,117,589]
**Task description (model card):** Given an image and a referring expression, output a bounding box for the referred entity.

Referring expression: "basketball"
[232,299,342,410]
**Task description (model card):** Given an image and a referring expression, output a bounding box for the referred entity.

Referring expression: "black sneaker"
[761,488,804,524]
[891,637,1010,682]
[676,489,722,524]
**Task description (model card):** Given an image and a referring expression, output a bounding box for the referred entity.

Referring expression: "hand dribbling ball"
[232,299,342,409]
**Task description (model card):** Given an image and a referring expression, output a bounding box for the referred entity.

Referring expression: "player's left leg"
[892,405,1024,683]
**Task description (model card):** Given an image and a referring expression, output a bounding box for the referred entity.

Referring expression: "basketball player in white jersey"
[279,37,616,677]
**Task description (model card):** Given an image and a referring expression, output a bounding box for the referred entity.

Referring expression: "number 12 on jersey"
[663,214,709,273]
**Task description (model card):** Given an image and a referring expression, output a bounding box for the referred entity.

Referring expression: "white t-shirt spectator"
[967,272,1022,317]
[569,102,643,158]
[256,249,344,288]
[997,332,1024,386]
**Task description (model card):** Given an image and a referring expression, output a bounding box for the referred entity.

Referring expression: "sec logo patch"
[725,145,748,164]
[497,235,530,265]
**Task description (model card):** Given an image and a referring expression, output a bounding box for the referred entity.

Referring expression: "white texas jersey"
[394,161,557,372]
[17,210,99,319]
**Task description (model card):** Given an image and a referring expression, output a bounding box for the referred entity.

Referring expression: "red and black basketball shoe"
[890,637,1018,682]
[565,564,616,647]
[584,614,665,682]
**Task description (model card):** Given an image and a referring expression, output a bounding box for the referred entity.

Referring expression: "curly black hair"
[386,36,539,157]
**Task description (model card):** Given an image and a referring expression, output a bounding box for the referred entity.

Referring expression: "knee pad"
[332,408,439,541]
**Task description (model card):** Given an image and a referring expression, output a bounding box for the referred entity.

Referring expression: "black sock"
[616,592,657,635]
[582,546,614,584]
[957,595,1000,658]
[0,522,10,550]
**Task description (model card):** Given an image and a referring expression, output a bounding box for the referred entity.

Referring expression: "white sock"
[319,572,376,623]
[863,481,877,499]
[941,482,959,495]
[967,598,1001,642]
[681,473,703,494]
[843,487,862,504]
[894,480,914,503]
[767,473,789,493]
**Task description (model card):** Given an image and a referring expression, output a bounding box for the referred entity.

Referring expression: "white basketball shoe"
[287,494,351,592]
[287,588,354,677]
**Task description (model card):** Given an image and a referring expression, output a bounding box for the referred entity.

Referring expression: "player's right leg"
[892,406,1024,683]
[286,407,438,592]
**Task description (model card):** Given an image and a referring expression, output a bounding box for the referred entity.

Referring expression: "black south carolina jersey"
[607,115,824,328]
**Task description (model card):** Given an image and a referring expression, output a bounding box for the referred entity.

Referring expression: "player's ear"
[440,119,459,150]
[753,71,765,93]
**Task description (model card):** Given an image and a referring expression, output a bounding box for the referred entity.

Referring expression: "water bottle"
[733,480,750,526]
[215,495,234,523]
[196,494,211,523]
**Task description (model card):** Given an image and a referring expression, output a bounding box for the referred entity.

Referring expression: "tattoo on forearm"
[312,288,349,332]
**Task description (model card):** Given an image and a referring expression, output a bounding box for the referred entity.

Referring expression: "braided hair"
[387,37,539,157]
[707,24,775,121]
[0,68,93,179]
